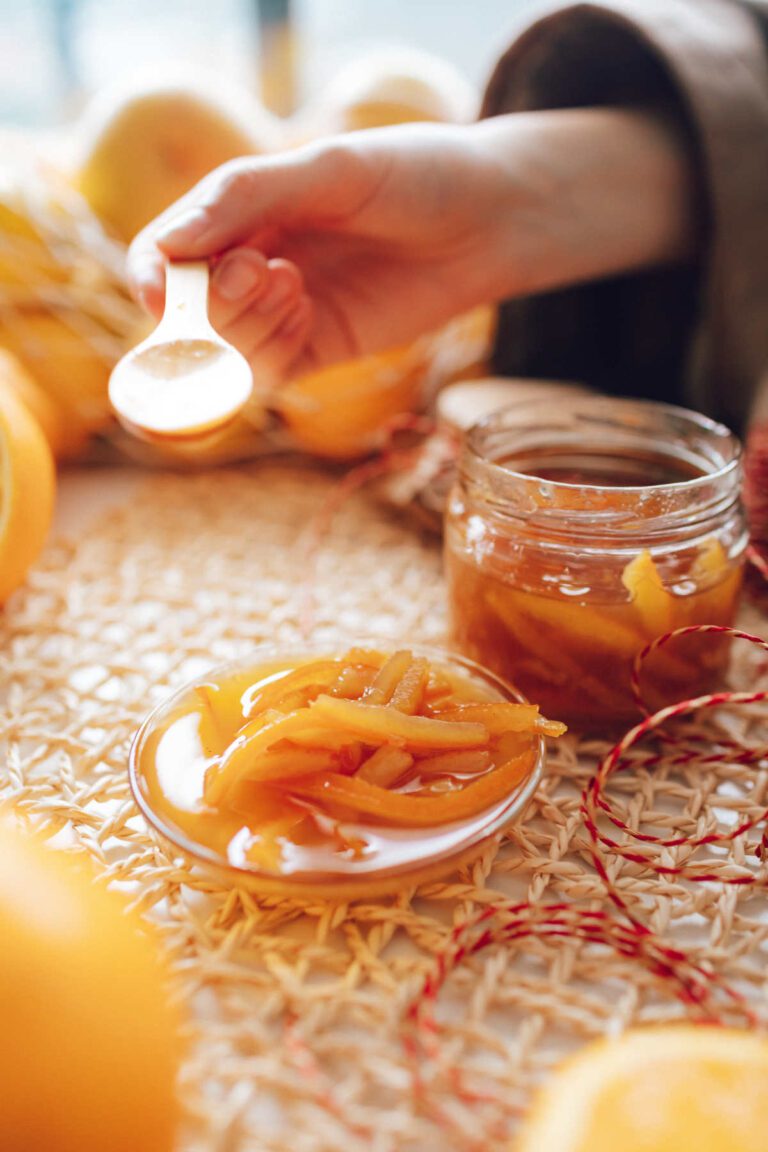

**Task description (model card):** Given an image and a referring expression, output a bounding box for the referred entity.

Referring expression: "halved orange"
[517,1025,768,1152]
[0,375,55,603]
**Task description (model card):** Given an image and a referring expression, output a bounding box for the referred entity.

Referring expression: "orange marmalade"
[129,647,562,897]
[445,398,747,729]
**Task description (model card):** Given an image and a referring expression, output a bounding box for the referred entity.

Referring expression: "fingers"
[213,247,269,305]
[209,253,314,390]
[127,236,314,388]
[128,250,166,318]
[127,149,318,301]
[248,296,316,392]
[126,160,288,318]
[212,256,301,353]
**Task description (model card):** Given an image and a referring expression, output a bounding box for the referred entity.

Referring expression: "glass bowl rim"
[127,640,546,889]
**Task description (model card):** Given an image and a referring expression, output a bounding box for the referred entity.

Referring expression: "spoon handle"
[162,260,213,337]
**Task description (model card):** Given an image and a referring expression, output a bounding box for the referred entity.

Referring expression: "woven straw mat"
[2,459,767,1152]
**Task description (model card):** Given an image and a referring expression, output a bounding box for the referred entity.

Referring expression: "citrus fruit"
[279,308,495,460]
[0,377,55,603]
[279,341,429,459]
[0,820,180,1152]
[517,1025,768,1152]
[0,310,116,434]
[0,346,90,460]
[289,47,478,141]
[74,72,280,241]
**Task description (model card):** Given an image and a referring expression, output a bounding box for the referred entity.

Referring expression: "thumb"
[127,136,373,313]
[127,147,333,314]
[153,144,354,257]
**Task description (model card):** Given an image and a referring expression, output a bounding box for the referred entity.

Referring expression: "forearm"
[468,107,699,303]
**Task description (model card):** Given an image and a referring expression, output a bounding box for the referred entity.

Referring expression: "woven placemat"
[2,460,767,1152]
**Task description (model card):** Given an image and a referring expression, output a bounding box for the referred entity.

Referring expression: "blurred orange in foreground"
[0,373,55,603]
[517,1025,768,1152]
[0,821,180,1152]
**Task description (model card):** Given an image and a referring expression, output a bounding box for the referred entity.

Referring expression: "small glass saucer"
[128,643,546,900]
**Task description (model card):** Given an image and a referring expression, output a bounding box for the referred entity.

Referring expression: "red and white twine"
[289,426,768,1140]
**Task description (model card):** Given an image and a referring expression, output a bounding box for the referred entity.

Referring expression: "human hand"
[128,122,519,387]
[128,109,695,389]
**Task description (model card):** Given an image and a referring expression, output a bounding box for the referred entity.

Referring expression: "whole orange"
[0,821,180,1152]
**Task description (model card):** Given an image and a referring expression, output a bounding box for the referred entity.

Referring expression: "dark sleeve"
[483,0,768,433]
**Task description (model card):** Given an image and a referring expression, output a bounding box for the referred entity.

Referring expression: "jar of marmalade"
[445,397,747,729]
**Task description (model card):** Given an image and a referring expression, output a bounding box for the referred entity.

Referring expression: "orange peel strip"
[344,648,388,668]
[389,657,429,715]
[434,702,566,738]
[416,750,492,776]
[286,750,536,827]
[329,664,378,699]
[363,650,414,705]
[356,746,414,787]
[621,550,673,636]
[241,661,344,718]
[194,684,228,756]
[220,747,340,786]
[277,728,363,752]
[204,709,327,804]
[308,694,489,748]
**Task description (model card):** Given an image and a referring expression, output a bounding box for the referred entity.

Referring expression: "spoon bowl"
[110,261,253,440]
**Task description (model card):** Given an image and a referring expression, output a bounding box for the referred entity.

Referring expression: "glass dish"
[128,643,546,899]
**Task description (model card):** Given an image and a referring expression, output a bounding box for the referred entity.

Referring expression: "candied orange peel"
[448,533,743,727]
[201,649,565,829]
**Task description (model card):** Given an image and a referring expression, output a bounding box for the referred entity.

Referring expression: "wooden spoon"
[109,261,253,440]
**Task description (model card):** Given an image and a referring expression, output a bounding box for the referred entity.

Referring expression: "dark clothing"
[482,0,768,432]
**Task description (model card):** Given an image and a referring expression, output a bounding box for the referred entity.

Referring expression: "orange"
[279,307,495,460]
[0,310,114,435]
[0,377,55,603]
[279,341,429,460]
[0,346,90,460]
[73,74,280,242]
[0,820,180,1152]
[517,1025,768,1152]
[286,48,478,143]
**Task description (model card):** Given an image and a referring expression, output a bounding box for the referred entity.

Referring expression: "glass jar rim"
[463,396,741,496]
[458,396,743,543]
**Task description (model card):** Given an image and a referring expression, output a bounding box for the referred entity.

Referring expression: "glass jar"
[445,397,748,729]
